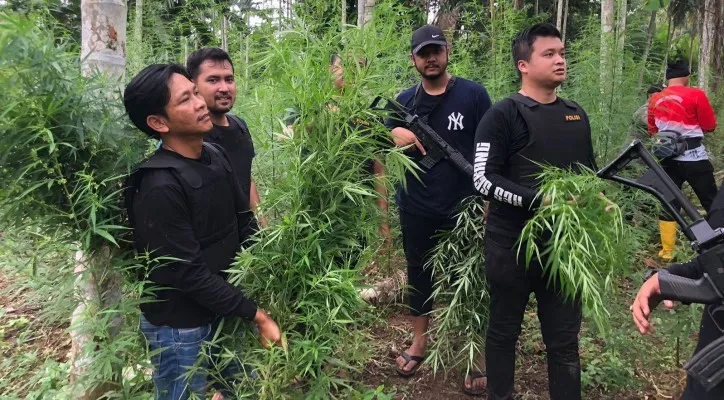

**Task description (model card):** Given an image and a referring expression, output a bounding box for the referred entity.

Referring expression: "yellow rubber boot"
[658,220,677,261]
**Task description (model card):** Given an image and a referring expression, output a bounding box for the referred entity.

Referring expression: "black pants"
[681,305,724,399]
[484,232,582,400]
[399,210,456,316]
[661,159,718,220]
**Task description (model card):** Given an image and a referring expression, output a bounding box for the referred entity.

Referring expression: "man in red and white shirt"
[648,61,718,260]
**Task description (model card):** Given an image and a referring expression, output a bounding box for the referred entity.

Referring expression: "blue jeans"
[140,315,251,400]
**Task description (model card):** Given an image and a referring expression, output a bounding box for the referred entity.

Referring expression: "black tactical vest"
[505,93,593,189]
[126,143,253,275]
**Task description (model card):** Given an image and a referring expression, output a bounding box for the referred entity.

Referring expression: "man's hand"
[391,127,426,155]
[631,273,675,335]
[254,309,282,348]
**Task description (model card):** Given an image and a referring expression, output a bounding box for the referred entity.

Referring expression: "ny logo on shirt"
[448,112,464,130]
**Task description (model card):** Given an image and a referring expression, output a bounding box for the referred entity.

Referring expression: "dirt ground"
[1,265,690,399]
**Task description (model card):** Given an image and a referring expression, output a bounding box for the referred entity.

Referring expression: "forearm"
[249,178,262,210]
[665,258,702,279]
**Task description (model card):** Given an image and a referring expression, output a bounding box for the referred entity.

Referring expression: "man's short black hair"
[511,23,562,78]
[186,47,235,79]
[647,85,662,96]
[124,64,191,139]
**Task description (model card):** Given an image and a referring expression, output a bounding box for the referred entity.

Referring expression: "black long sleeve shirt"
[133,148,257,328]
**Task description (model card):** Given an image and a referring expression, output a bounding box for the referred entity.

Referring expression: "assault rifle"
[371,96,473,177]
[598,140,724,391]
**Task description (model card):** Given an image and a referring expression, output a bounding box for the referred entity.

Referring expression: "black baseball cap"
[666,61,690,80]
[411,25,447,55]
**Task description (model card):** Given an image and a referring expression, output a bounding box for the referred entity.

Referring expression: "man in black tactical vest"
[123,64,281,400]
[387,24,493,395]
[473,23,596,400]
[187,48,268,229]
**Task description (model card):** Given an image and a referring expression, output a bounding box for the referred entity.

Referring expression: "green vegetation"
[0,0,722,398]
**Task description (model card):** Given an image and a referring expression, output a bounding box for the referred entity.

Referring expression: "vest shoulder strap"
[136,151,202,189]
[559,97,580,110]
[227,113,250,136]
[509,93,539,109]
[202,142,233,173]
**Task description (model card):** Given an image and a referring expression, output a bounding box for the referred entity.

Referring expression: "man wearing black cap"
[648,61,718,261]
[385,24,492,394]
[473,23,595,400]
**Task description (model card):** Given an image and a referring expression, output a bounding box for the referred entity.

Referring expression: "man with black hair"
[124,64,281,400]
[187,47,268,229]
[648,61,718,261]
[473,23,595,400]
[386,24,492,395]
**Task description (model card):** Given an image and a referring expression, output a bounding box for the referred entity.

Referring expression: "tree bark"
[600,0,615,93]
[561,0,569,42]
[698,0,715,92]
[221,15,229,52]
[437,3,461,42]
[614,0,627,79]
[638,10,657,86]
[514,0,524,10]
[357,0,375,27]
[341,0,346,27]
[556,0,565,32]
[81,0,127,79]
[76,1,126,397]
[133,0,142,44]
[713,0,724,91]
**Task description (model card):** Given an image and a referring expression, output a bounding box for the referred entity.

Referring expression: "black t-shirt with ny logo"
[385,77,492,218]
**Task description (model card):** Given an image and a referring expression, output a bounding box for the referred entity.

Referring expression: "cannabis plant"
[427,197,489,376]
[519,167,631,331]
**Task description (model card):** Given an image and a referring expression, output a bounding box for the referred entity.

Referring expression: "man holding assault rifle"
[385,24,492,395]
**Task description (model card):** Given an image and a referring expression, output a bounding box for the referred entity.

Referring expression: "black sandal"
[395,351,425,377]
[462,370,487,396]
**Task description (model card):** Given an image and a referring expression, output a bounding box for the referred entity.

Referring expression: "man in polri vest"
[473,23,596,400]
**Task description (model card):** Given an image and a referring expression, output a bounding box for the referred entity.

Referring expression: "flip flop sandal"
[395,351,425,378]
[462,370,487,397]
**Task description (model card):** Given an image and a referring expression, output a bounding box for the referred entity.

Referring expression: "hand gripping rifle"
[370,96,473,177]
[598,140,724,391]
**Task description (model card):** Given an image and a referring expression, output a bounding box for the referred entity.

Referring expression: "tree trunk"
[221,15,229,52]
[76,1,126,397]
[81,0,127,79]
[713,0,724,91]
[698,0,715,92]
[535,0,539,15]
[561,0,569,42]
[437,4,461,42]
[357,0,374,27]
[133,0,142,44]
[638,10,657,86]
[661,13,674,83]
[341,0,346,27]
[614,0,627,79]
[514,0,524,10]
[600,0,615,93]
[556,0,564,31]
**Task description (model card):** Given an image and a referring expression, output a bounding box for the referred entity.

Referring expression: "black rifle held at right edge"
[598,140,724,392]
[371,96,473,177]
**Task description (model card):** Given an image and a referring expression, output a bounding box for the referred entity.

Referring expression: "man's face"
[194,59,236,115]
[148,73,211,137]
[411,44,449,80]
[518,36,566,88]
